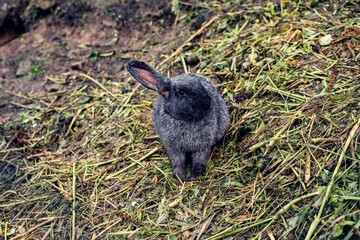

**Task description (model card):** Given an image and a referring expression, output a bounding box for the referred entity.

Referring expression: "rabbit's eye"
[179,90,187,96]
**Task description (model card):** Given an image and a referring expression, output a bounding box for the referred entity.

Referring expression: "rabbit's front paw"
[173,169,188,182]
[190,163,205,180]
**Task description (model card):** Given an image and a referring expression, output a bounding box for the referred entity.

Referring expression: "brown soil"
[0,0,182,122]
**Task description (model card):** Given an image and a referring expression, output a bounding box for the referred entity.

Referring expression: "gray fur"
[127,60,230,181]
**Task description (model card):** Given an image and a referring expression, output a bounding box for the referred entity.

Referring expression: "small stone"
[185,56,200,66]
[33,0,56,10]
[16,59,32,77]
[44,83,60,92]
[91,0,120,8]
[71,61,83,70]
[102,20,117,27]
[319,34,333,46]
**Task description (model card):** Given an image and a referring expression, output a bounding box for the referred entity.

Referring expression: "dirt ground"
[0,0,181,122]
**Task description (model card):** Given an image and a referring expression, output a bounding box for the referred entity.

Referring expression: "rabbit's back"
[213,90,230,142]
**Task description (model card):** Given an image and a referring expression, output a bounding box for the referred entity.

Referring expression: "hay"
[1,1,359,239]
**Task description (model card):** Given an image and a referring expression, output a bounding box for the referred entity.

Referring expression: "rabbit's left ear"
[127,60,170,97]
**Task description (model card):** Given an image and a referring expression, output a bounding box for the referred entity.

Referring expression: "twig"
[10,101,43,110]
[11,218,56,240]
[79,73,120,101]
[71,162,76,240]
[196,213,217,240]
[66,108,83,136]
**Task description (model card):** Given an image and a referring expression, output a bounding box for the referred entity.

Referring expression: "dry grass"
[1,1,360,239]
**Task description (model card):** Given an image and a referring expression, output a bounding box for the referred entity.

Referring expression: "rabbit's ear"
[127,60,170,97]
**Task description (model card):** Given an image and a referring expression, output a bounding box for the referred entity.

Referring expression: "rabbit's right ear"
[127,60,170,97]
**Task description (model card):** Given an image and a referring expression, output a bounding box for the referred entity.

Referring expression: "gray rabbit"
[127,60,230,181]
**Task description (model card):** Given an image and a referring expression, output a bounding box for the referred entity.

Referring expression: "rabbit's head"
[127,60,212,121]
